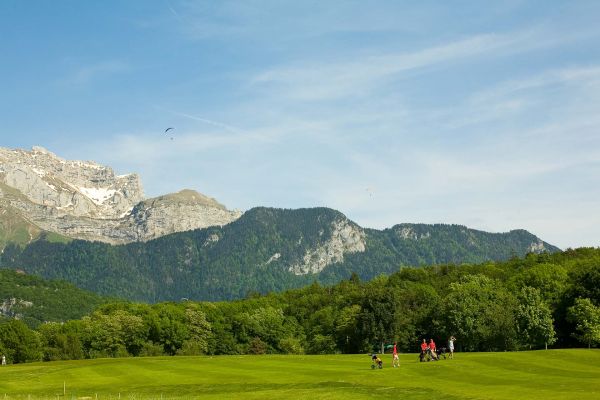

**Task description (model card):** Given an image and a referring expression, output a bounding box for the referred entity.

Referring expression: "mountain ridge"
[0,206,559,302]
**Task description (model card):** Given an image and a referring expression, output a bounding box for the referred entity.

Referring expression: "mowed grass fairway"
[1,350,598,400]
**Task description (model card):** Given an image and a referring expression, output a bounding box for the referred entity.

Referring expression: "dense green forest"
[0,269,109,327]
[0,207,559,302]
[0,247,598,364]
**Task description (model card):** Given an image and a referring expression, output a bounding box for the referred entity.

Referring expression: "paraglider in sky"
[165,127,175,140]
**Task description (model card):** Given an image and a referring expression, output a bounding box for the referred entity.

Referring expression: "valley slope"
[0,269,109,327]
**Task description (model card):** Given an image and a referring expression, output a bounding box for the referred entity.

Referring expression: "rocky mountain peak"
[0,146,144,219]
[128,189,242,242]
[147,189,227,210]
[0,146,242,244]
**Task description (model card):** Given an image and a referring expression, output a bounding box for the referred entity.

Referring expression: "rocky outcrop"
[0,297,33,319]
[289,218,366,275]
[396,226,431,240]
[0,147,242,244]
[128,190,242,242]
[528,240,547,253]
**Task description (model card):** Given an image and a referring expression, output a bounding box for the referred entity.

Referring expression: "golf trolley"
[371,354,383,369]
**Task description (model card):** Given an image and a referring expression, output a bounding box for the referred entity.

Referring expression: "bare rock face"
[0,146,242,244]
[128,190,242,242]
[528,240,547,253]
[0,297,33,319]
[396,226,431,240]
[0,146,143,218]
[289,218,366,275]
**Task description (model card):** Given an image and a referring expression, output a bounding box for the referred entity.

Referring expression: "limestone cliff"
[0,146,241,244]
[128,190,242,242]
[288,218,366,275]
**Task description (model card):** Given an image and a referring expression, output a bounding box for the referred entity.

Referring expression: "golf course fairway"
[0,350,598,399]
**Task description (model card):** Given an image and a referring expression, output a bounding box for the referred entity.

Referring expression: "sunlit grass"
[0,350,598,399]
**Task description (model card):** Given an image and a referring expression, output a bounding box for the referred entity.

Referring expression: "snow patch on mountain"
[78,187,118,205]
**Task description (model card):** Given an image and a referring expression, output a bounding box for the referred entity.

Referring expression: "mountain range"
[1,208,559,302]
[0,146,560,302]
[0,146,240,246]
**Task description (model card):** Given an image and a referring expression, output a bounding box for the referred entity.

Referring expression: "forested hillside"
[0,269,109,327]
[0,207,558,302]
[0,248,598,364]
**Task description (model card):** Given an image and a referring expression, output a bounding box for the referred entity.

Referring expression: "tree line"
[1,247,599,364]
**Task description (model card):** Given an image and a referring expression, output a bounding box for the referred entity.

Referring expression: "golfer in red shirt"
[429,339,438,360]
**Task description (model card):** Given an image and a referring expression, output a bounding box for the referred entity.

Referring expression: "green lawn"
[0,350,598,399]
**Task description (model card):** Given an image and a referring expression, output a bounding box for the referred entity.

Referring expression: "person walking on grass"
[392,342,400,368]
[448,336,456,359]
[1,355,5,366]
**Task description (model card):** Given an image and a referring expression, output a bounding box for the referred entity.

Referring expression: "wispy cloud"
[169,111,245,135]
[91,128,274,166]
[171,0,419,41]
[467,65,600,107]
[244,57,600,249]
[415,64,600,137]
[60,60,130,86]
[250,28,567,101]
[166,0,180,18]
[42,4,600,249]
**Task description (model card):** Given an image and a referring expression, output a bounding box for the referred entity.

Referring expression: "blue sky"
[1,1,599,249]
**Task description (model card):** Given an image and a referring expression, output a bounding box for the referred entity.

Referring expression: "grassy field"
[0,350,598,399]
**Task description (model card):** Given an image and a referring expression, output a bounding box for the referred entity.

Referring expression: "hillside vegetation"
[0,248,597,364]
[0,269,109,327]
[0,207,559,302]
